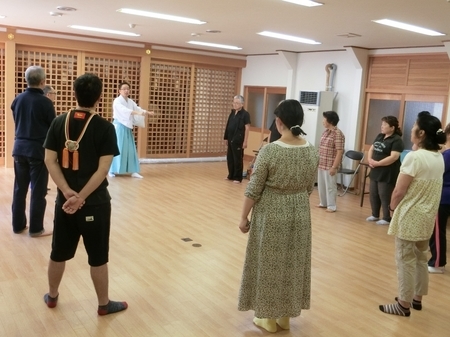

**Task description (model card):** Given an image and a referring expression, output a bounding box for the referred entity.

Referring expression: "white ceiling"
[2,0,450,56]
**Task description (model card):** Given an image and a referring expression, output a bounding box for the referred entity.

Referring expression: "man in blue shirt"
[11,65,56,236]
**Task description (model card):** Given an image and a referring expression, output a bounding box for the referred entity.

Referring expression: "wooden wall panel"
[367,53,450,94]
[147,61,192,157]
[0,46,4,162]
[367,57,408,88]
[1,30,244,164]
[15,48,78,115]
[407,56,450,88]
[191,67,237,155]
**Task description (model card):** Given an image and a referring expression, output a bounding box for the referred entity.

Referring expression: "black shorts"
[50,203,111,267]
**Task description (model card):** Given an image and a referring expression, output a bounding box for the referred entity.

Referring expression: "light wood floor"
[0,162,449,337]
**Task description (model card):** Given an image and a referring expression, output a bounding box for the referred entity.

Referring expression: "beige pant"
[395,237,429,302]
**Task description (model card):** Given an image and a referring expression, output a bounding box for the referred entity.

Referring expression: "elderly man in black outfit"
[11,65,56,236]
[224,95,251,184]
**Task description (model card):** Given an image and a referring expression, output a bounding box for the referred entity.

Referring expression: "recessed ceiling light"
[373,19,445,36]
[49,12,63,17]
[0,15,6,19]
[56,6,77,11]
[283,0,323,7]
[69,25,140,37]
[117,8,206,25]
[206,30,221,33]
[187,41,242,50]
[258,31,321,44]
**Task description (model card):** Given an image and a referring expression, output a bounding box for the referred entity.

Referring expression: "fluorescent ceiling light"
[118,8,206,25]
[187,41,242,50]
[283,0,323,7]
[258,31,321,45]
[69,25,140,37]
[373,19,445,36]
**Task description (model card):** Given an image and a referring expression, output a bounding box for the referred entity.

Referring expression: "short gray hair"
[233,95,244,103]
[43,85,54,95]
[25,66,46,86]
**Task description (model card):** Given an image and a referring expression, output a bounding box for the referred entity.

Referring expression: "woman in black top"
[366,116,404,225]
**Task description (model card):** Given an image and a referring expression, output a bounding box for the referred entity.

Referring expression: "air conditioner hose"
[325,63,337,91]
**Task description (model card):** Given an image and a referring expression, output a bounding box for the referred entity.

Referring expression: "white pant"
[317,169,337,211]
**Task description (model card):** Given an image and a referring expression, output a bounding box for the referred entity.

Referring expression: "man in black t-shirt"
[224,95,251,183]
[43,73,128,316]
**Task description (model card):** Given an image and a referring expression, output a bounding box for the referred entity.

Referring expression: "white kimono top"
[113,95,145,129]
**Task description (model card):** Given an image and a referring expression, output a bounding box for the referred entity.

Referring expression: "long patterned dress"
[238,140,319,319]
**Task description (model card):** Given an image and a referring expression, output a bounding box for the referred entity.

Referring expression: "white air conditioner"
[299,91,335,147]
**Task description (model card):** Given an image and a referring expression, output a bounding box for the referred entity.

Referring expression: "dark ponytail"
[416,111,446,150]
[274,100,307,136]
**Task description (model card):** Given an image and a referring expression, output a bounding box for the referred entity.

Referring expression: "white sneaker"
[428,266,444,274]
[108,172,115,177]
[366,216,379,221]
[376,220,390,225]
[131,173,143,179]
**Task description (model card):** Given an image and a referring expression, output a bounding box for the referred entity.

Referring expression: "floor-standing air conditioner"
[299,91,335,147]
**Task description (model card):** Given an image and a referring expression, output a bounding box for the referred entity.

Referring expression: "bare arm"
[45,149,113,214]
[239,196,255,233]
[390,173,414,210]
[45,149,78,198]
[367,145,375,167]
[243,124,250,149]
[330,149,344,176]
[370,151,401,168]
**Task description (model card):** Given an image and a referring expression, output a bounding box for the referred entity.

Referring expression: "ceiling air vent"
[299,91,320,105]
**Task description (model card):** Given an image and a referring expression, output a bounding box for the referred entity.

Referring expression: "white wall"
[241,46,450,152]
[241,54,289,88]
[296,51,361,151]
[241,50,362,151]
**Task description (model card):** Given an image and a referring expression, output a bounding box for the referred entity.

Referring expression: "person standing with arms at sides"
[109,81,153,179]
[238,100,319,333]
[43,73,127,315]
[43,85,57,105]
[366,116,404,226]
[224,95,251,183]
[317,111,345,213]
[428,122,450,274]
[11,65,56,236]
[379,111,445,317]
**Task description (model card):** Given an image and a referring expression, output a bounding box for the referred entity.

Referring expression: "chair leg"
[338,173,357,196]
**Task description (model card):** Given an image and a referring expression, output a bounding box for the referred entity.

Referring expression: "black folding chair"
[337,150,365,196]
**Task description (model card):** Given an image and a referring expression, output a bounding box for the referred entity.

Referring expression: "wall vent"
[299,91,320,105]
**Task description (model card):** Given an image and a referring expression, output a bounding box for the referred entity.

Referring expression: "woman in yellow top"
[379,111,446,317]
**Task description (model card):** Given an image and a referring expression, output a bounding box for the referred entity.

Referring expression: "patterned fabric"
[318,127,345,170]
[388,150,444,241]
[238,140,319,318]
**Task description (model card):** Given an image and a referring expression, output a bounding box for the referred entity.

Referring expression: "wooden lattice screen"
[0,46,5,161]
[84,55,141,142]
[192,67,236,155]
[15,49,78,115]
[148,62,192,156]
[147,62,238,157]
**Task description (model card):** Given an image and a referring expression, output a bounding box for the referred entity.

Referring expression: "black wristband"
[388,205,395,212]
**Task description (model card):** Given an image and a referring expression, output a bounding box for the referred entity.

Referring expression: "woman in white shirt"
[379,111,446,317]
[109,82,152,178]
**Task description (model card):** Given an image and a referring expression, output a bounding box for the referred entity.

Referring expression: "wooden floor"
[0,162,449,337]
